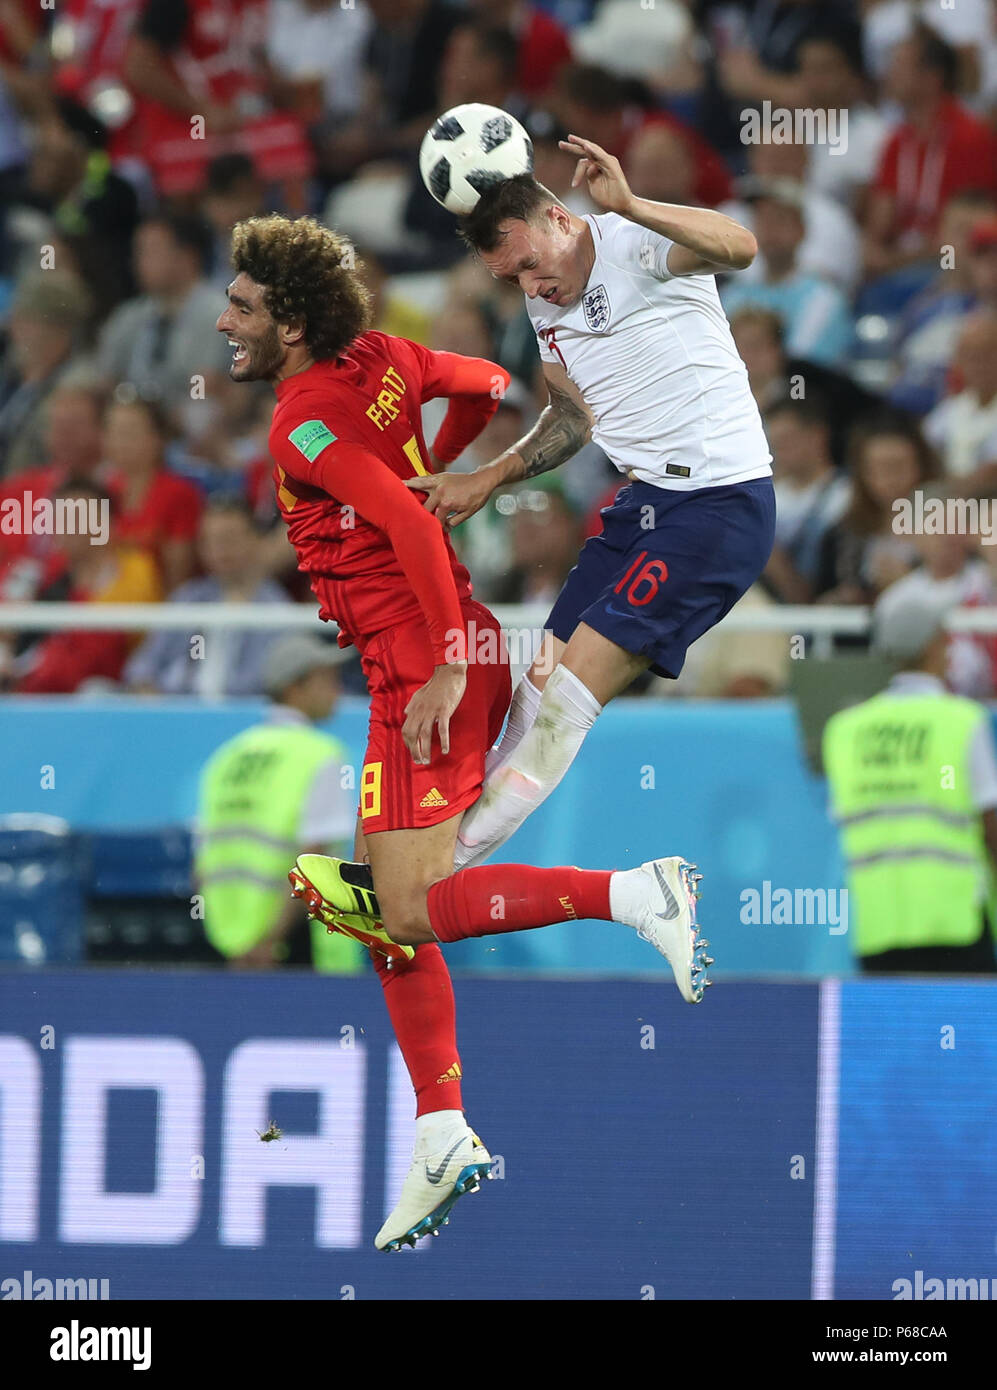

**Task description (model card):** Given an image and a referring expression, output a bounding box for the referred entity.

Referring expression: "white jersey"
[527,211,773,491]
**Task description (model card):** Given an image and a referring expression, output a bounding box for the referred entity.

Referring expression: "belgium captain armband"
[288,419,337,462]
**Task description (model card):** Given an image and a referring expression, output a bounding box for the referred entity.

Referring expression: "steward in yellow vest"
[196,633,364,972]
[823,589,997,972]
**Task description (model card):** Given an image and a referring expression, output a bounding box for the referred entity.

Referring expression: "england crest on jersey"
[582,283,611,331]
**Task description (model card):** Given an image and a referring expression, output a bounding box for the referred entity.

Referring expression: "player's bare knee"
[383,905,434,946]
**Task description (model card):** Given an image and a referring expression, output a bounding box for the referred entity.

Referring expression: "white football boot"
[610,856,713,1002]
[375,1123,494,1252]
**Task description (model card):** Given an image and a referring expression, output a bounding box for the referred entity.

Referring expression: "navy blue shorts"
[547,477,776,679]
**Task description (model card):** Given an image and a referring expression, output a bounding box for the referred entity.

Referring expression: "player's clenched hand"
[403,661,467,764]
[559,134,633,216]
[405,470,496,526]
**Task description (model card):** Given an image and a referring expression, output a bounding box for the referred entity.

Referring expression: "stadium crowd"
[3,0,997,700]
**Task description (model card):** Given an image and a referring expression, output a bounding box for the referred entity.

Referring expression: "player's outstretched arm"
[413,346,511,469]
[406,362,592,526]
[560,133,757,276]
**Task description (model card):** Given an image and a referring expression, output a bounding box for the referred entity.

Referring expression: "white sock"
[608,867,645,927]
[484,674,542,780]
[414,1108,466,1154]
[454,665,602,870]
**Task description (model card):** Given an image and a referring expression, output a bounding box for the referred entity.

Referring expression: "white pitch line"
[811,976,842,1300]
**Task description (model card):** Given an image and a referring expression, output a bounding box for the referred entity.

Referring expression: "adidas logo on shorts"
[419,787,449,808]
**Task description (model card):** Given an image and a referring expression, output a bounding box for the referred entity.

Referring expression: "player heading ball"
[403,137,777,874]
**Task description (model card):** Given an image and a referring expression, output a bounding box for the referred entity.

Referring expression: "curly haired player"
[216,214,708,1252]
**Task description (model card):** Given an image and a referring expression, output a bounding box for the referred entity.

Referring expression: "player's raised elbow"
[727,228,758,271]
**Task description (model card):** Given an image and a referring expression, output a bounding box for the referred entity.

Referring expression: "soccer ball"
[419,103,534,216]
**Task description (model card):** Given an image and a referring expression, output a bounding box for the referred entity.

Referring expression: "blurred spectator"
[764,395,851,603]
[0,0,46,115]
[356,246,431,345]
[570,0,700,98]
[794,29,888,215]
[430,298,495,361]
[547,62,638,162]
[0,0,43,70]
[525,105,594,214]
[550,63,730,208]
[0,75,29,235]
[815,419,937,604]
[864,24,997,279]
[7,479,162,694]
[967,521,997,689]
[173,368,271,491]
[664,584,790,699]
[420,295,501,444]
[924,311,997,484]
[201,154,265,291]
[123,0,313,201]
[50,0,146,170]
[722,142,861,291]
[721,180,854,366]
[363,0,461,130]
[966,213,997,311]
[490,483,583,608]
[717,0,861,107]
[262,0,373,128]
[729,307,880,466]
[320,0,463,178]
[100,391,203,589]
[0,378,107,602]
[873,496,991,697]
[126,498,290,695]
[96,212,231,411]
[230,389,301,581]
[889,190,997,415]
[861,0,992,103]
[11,97,139,314]
[635,111,733,210]
[0,270,94,478]
[448,384,531,595]
[467,0,571,99]
[624,121,698,207]
[823,584,997,974]
[195,633,361,971]
[437,20,525,115]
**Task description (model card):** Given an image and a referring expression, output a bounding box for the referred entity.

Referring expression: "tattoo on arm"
[516,381,592,478]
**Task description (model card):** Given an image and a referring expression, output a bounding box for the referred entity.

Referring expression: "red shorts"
[357,600,511,833]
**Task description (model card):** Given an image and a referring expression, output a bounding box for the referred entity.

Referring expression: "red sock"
[372,943,463,1117]
[427,864,613,943]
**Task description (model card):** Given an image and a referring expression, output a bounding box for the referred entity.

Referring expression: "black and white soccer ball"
[419,103,534,216]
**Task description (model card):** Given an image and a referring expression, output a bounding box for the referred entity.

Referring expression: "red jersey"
[875,97,997,239]
[108,468,203,573]
[129,0,312,193]
[517,7,571,98]
[54,0,142,95]
[53,0,145,163]
[269,332,510,662]
[0,464,68,600]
